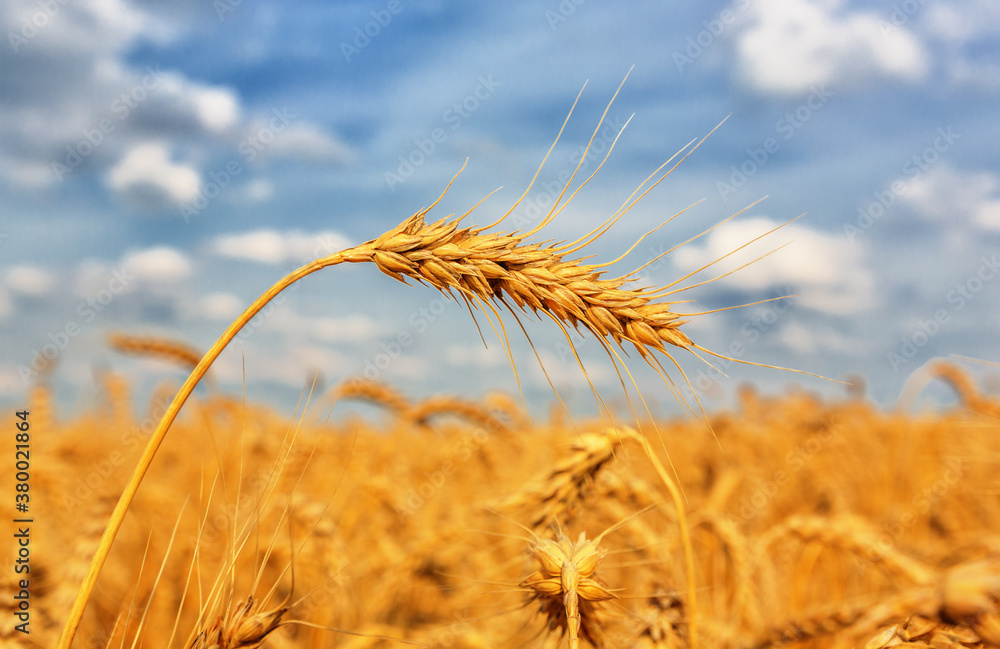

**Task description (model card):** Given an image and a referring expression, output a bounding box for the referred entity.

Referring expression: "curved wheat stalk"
[896,358,1000,417]
[758,514,935,587]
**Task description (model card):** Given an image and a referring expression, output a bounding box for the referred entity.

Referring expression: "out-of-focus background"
[1,0,998,417]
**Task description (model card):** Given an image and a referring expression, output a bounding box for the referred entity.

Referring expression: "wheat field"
[4,357,999,649]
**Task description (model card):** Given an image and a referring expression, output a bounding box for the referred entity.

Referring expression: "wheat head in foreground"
[60,77,798,649]
[522,528,617,649]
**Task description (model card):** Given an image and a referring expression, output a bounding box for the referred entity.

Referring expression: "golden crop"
[4,361,998,649]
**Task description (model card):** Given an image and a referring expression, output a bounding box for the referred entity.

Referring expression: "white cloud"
[779,320,857,356]
[0,0,354,203]
[0,366,23,397]
[73,259,125,298]
[527,350,615,391]
[976,201,1000,230]
[920,1,1000,44]
[211,300,383,343]
[241,179,274,203]
[191,86,240,133]
[3,0,147,57]
[212,229,352,265]
[736,0,927,94]
[1,162,56,190]
[672,217,874,314]
[310,314,383,343]
[899,164,1000,231]
[260,123,354,163]
[106,143,200,209]
[0,286,11,321]
[122,246,192,283]
[918,1,1000,90]
[5,265,56,296]
[214,342,352,388]
[198,292,243,320]
[265,308,384,343]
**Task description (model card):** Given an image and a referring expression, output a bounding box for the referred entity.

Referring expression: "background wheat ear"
[328,378,412,419]
[107,331,203,370]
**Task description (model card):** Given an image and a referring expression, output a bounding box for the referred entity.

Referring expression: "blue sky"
[2,0,999,418]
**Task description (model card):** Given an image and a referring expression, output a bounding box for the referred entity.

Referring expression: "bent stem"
[57,250,355,649]
[631,432,700,649]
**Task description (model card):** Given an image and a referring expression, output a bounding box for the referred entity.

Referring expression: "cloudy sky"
[2,0,999,419]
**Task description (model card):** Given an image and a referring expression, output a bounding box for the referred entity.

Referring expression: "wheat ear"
[408,394,510,432]
[107,331,203,369]
[329,378,412,418]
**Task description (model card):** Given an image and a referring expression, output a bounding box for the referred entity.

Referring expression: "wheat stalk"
[691,511,757,632]
[28,381,55,433]
[60,75,770,647]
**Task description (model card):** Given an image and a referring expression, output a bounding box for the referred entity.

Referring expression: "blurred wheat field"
[5,361,999,649]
